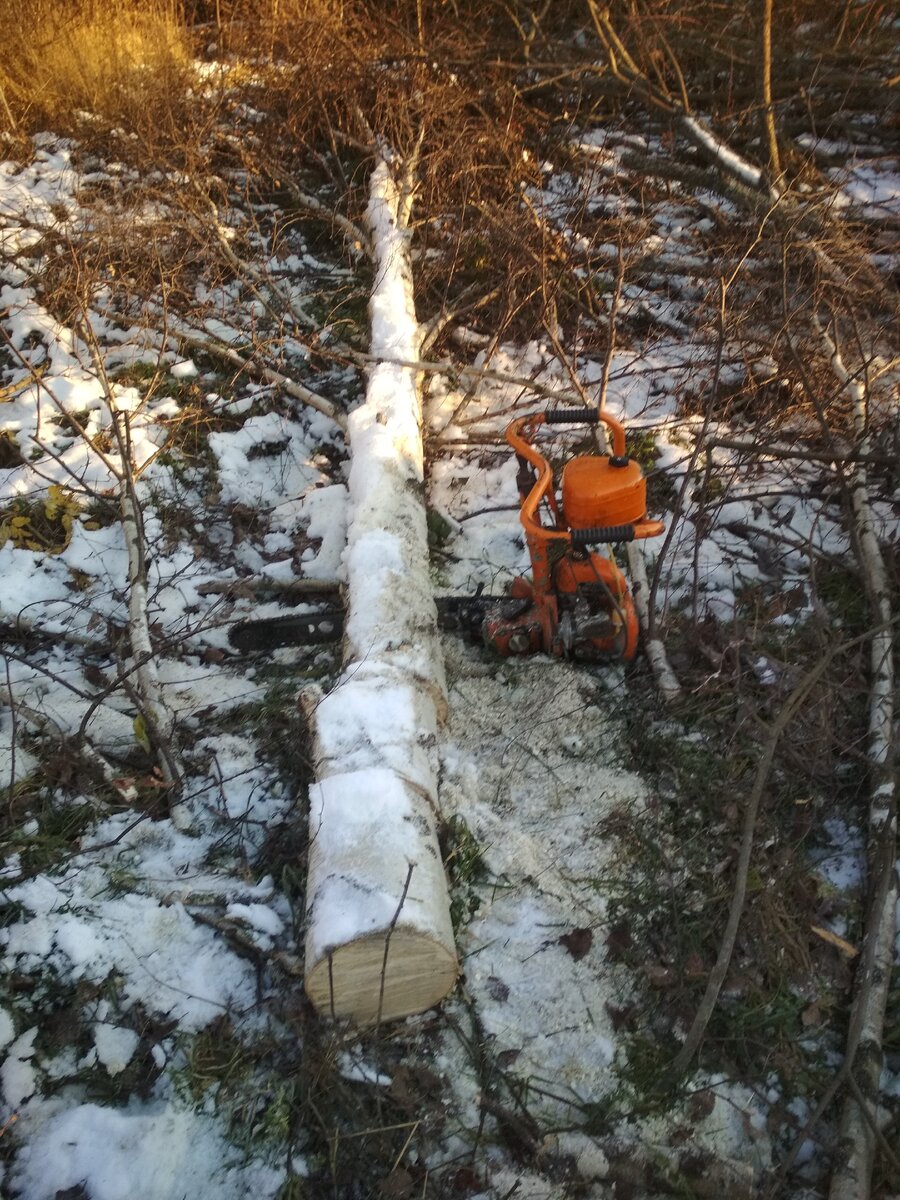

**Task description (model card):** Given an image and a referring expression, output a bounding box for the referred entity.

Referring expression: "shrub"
[0,0,191,137]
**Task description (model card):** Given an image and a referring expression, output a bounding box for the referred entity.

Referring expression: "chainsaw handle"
[571,520,665,546]
[544,407,600,424]
[506,410,627,470]
[541,407,626,458]
[506,416,569,543]
[570,525,635,545]
[505,414,662,547]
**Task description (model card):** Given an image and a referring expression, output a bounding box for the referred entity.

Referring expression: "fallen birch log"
[302,157,457,1024]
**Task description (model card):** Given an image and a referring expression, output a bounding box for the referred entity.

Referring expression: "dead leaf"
[605,1002,637,1032]
[388,1066,415,1107]
[688,1089,716,1120]
[388,1064,443,1109]
[486,975,509,1002]
[558,927,593,961]
[645,963,674,988]
[605,921,632,961]
[84,663,108,689]
[379,1168,414,1199]
[668,1123,692,1147]
[684,952,705,980]
[741,1108,766,1141]
[203,646,227,664]
[496,1047,521,1068]
[450,1165,484,1194]
[801,1001,822,1027]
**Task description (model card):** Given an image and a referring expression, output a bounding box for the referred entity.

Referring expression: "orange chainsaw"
[229,406,663,662]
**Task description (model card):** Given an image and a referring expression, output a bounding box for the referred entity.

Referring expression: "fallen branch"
[625,543,681,703]
[706,436,895,467]
[196,577,341,598]
[259,156,371,257]
[354,350,604,408]
[81,324,189,828]
[721,519,850,571]
[0,612,112,651]
[819,320,896,1200]
[170,325,348,432]
[766,708,898,1194]
[586,3,898,315]
[0,685,127,805]
[188,182,317,338]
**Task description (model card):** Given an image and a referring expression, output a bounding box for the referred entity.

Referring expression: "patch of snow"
[93,1024,140,1076]
[12,1100,286,1200]
[337,1051,392,1087]
[2,1028,38,1108]
[3,873,258,1031]
[225,903,284,938]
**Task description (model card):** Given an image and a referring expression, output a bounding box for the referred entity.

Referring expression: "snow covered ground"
[0,89,897,1200]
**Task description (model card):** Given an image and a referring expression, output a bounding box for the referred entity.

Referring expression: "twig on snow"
[376,861,416,1029]
[169,325,348,432]
[3,659,19,805]
[0,684,124,806]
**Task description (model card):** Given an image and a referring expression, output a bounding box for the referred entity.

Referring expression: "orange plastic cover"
[560,455,647,529]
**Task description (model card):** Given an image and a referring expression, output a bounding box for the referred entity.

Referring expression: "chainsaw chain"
[228,594,515,652]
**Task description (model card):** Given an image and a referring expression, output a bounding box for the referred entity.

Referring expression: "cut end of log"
[305,929,458,1024]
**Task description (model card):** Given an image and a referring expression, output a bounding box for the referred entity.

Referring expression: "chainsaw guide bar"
[228,593,512,652]
[228,607,345,652]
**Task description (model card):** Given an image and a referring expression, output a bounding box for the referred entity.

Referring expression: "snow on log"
[303,159,457,1024]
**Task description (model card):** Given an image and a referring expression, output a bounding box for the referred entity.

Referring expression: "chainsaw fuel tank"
[560,454,647,530]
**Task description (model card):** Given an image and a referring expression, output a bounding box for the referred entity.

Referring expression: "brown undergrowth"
[0,0,192,142]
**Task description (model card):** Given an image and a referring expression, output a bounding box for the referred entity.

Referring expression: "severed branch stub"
[301,155,458,1024]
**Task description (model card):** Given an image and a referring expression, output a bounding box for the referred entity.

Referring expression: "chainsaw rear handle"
[542,406,626,459]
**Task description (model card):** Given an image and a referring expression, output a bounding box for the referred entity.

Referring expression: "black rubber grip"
[544,406,600,425]
[571,525,636,545]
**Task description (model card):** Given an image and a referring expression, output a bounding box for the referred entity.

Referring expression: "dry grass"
[0,0,191,137]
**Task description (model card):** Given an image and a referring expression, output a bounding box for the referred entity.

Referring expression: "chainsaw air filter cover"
[561,454,647,530]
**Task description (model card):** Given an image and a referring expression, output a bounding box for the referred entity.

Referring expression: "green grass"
[0,782,97,881]
[440,813,486,933]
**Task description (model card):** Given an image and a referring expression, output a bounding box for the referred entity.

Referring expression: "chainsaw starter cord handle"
[570,525,636,545]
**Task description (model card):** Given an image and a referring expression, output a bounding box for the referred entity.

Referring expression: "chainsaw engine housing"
[560,454,647,530]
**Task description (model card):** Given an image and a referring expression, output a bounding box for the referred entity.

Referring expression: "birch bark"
[303,159,457,1023]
